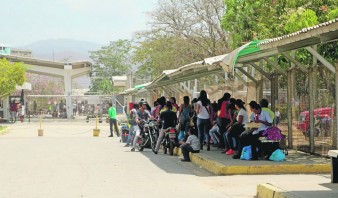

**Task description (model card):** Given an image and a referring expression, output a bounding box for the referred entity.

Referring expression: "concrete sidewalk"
[189,146,330,175]
[256,180,338,198]
[185,146,336,198]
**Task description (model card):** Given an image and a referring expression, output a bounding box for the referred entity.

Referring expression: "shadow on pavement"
[138,149,214,177]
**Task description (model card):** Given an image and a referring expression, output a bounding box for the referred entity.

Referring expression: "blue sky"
[1,0,158,46]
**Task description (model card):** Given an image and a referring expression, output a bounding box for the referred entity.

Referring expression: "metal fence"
[25,95,125,121]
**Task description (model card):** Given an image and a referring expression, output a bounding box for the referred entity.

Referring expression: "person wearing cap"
[131,101,152,151]
[108,103,120,137]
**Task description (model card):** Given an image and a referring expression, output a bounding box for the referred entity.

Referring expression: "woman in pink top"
[217,93,232,149]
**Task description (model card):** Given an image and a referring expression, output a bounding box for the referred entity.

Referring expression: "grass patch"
[0,126,8,135]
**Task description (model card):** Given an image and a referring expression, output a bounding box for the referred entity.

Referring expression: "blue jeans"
[197,118,211,147]
[126,125,136,145]
[224,131,237,150]
[179,118,190,134]
[209,125,220,145]
[109,118,119,136]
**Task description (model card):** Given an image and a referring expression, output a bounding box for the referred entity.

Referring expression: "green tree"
[221,0,338,49]
[134,0,228,78]
[133,35,207,78]
[221,0,338,106]
[89,40,132,94]
[0,58,26,98]
[284,8,318,33]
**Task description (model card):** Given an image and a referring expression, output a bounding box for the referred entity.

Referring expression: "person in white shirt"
[225,99,248,155]
[180,129,200,162]
[195,90,211,151]
[275,108,280,126]
[233,102,272,160]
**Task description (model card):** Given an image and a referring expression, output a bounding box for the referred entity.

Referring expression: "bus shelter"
[121,18,338,155]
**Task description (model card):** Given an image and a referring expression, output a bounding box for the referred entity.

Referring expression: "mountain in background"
[16,39,102,61]
[16,39,104,88]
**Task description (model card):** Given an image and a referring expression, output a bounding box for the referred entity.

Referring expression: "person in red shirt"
[10,100,17,122]
[217,93,232,150]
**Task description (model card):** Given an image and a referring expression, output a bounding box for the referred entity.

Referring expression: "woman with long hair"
[217,93,232,149]
[195,90,211,150]
[178,96,192,137]
[224,99,248,155]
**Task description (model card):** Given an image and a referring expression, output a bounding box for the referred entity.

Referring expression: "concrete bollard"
[38,113,43,136]
[38,129,44,136]
[93,129,100,137]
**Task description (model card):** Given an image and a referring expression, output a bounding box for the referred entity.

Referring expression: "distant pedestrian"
[275,108,280,126]
[108,103,119,137]
[81,104,85,115]
[73,103,77,116]
[33,100,37,115]
[10,100,17,122]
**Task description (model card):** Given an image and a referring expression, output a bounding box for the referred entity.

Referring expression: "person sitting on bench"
[233,102,273,160]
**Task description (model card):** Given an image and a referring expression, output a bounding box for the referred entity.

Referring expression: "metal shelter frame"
[120,18,338,152]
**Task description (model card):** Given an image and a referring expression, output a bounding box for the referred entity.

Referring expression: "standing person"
[33,100,37,115]
[151,101,158,118]
[170,97,179,112]
[73,103,77,116]
[10,100,17,122]
[195,90,211,151]
[155,96,166,119]
[125,103,139,147]
[178,96,191,138]
[108,103,120,137]
[131,102,152,151]
[190,98,198,135]
[217,93,232,150]
[180,128,200,162]
[275,108,280,126]
[154,101,177,154]
[81,104,85,116]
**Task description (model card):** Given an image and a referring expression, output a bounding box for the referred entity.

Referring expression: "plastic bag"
[269,149,285,161]
[240,145,252,160]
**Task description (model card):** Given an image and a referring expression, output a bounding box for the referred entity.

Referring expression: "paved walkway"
[1,121,337,198]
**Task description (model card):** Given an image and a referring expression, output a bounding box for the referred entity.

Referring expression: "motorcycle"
[162,127,178,156]
[136,120,157,152]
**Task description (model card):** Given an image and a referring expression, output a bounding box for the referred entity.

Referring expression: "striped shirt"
[186,135,200,151]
